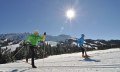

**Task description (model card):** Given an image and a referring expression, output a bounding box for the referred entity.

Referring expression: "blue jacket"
[77,37,84,46]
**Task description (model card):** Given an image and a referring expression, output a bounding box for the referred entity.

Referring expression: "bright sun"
[66,9,75,19]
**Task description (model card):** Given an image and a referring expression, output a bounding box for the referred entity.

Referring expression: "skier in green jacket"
[26,31,44,68]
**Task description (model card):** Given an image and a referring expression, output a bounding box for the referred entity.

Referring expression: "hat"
[81,34,85,37]
[33,30,39,35]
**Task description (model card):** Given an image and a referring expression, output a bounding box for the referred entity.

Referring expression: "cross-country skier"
[77,34,89,58]
[37,32,46,58]
[26,31,43,68]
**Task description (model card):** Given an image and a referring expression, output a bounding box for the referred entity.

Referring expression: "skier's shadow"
[10,69,18,72]
[10,68,31,72]
[79,58,101,62]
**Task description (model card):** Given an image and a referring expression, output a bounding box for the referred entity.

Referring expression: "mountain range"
[0,33,72,42]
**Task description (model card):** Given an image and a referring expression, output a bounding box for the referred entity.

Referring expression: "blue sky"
[0,0,120,40]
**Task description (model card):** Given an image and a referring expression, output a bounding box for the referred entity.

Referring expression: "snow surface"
[45,41,58,47]
[1,44,19,51]
[0,48,120,72]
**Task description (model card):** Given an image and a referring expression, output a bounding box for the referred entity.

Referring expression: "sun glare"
[66,9,75,19]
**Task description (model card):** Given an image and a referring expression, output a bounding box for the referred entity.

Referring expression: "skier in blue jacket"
[77,34,89,57]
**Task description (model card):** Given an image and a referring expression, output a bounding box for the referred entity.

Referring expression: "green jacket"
[26,34,43,46]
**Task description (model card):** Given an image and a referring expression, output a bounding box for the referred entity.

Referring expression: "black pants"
[29,46,36,67]
[80,46,85,54]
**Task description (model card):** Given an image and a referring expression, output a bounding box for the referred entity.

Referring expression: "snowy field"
[0,48,120,72]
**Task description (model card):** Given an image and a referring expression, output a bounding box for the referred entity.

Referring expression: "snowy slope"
[1,44,20,51]
[45,41,58,47]
[0,48,120,72]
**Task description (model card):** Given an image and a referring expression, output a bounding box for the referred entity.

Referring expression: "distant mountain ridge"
[46,34,71,42]
[0,33,71,42]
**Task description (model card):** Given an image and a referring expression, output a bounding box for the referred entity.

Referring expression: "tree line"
[0,39,120,64]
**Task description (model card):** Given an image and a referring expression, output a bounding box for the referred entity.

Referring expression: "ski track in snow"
[0,48,120,72]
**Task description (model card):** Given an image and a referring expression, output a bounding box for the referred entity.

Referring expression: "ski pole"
[12,46,24,61]
[43,42,45,66]
[85,43,95,49]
